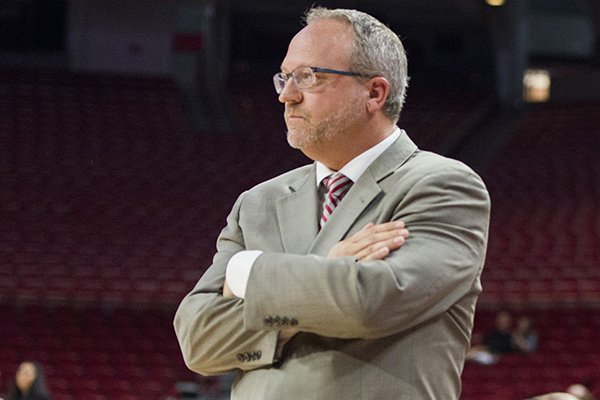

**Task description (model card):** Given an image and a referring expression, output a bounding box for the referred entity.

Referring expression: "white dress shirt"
[226,128,402,298]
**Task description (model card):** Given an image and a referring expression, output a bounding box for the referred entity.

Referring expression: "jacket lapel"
[276,165,320,255]
[308,131,419,256]
[309,171,382,256]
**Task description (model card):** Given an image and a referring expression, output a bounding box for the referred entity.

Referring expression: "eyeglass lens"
[273,67,315,94]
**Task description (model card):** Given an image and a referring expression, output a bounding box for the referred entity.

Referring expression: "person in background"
[467,310,514,364]
[174,6,490,400]
[467,312,539,365]
[512,316,538,353]
[483,310,515,354]
[566,383,596,400]
[6,361,51,400]
[527,394,580,400]
[527,383,596,400]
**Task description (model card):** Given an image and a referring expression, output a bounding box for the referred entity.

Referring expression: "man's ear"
[365,77,389,114]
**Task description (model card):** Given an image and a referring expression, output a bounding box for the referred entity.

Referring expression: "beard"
[285,100,363,150]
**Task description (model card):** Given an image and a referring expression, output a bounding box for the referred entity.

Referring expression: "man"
[175,7,490,400]
[466,310,513,365]
[529,384,597,400]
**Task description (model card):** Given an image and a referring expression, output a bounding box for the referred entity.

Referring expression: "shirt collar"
[316,128,401,187]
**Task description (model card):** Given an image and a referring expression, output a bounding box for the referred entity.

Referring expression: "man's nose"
[278,78,302,104]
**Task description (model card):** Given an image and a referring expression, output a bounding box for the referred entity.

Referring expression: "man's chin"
[286,130,305,149]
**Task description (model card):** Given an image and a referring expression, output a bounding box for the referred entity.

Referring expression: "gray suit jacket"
[174,131,490,399]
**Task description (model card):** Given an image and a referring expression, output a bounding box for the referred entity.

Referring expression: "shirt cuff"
[226,250,263,299]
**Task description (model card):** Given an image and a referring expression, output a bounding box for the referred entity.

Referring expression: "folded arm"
[174,192,279,375]
[242,166,490,339]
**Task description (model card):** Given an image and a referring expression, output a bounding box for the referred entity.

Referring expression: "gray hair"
[305,7,409,122]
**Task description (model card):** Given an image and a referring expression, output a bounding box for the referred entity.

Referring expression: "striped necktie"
[320,173,353,228]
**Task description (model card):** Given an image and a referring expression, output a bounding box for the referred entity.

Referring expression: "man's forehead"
[281,19,353,71]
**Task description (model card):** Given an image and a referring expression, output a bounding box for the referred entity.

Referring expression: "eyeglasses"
[273,66,369,94]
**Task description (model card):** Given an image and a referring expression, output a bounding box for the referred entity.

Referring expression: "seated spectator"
[525,382,596,400]
[467,310,514,364]
[566,383,596,400]
[483,310,515,354]
[512,316,538,353]
[526,393,580,400]
[6,361,51,400]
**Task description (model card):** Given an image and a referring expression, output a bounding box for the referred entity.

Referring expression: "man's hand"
[328,221,409,261]
[223,279,235,298]
[276,328,298,359]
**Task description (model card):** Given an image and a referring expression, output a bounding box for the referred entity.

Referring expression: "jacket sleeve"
[173,192,279,376]
[242,165,491,339]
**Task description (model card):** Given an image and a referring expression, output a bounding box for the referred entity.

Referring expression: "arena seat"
[1,69,598,399]
[479,101,600,308]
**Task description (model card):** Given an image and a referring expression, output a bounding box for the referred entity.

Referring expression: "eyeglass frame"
[273,66,371,94]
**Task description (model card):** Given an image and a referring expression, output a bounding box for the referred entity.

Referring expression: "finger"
[347,222,377,242]
[360,222,374,231]
[385,234,407,252]
[348,221,408,249]
[337,222,409,259]
[350,228,409,252]
[354,235,407,261]
[361,246,390,261]
[223,280,235,298]
[372,220,405,231]
[358,220,405,234]
[354,240,392,261]
[368,228,409,243]
[349,221,406,243]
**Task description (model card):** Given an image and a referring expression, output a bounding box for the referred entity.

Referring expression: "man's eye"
[296,72,312,83]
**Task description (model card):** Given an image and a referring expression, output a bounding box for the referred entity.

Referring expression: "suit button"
[281,317,290,326]
[290,318,299,326]
[256,350,262,359]
[273,316,281,327]
[263,316,273,326]
[236,353,245,362]
[244,352,252,362]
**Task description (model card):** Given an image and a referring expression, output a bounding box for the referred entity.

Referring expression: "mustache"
[285,106,309,119]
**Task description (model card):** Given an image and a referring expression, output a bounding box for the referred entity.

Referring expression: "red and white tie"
[320,173,353,228]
